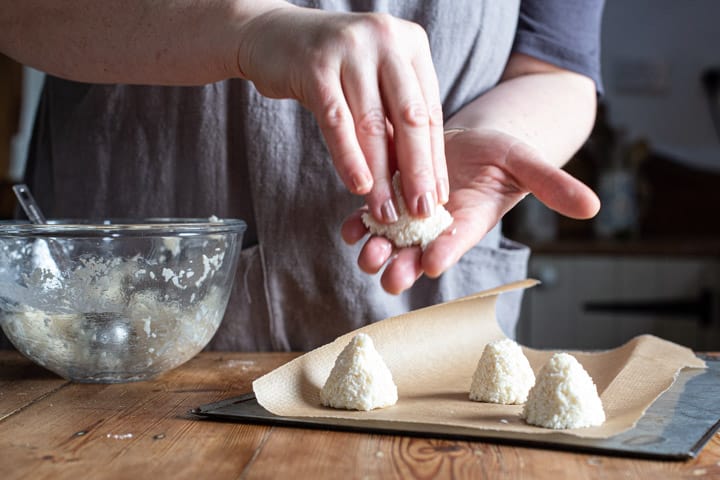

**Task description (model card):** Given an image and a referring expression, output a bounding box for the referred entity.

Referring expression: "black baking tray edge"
[191,356,720,460]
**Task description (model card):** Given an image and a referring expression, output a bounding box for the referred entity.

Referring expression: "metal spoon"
[12,184,49,225]
[12,185,124,369]
[12,184,70,276]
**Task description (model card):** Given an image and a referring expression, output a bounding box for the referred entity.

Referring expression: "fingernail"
[381,199,398,223]
[417,191,435,217]
[352,173,372,193]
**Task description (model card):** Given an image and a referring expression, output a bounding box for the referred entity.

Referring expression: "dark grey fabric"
[513,0,606,93]
[20,1,539,352]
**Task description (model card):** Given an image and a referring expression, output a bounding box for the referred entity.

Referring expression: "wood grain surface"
[1,351,719,479]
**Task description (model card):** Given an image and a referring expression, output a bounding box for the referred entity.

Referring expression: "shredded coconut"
[361,172,453,249]
[320,333,398,411]
[522,353,606,429]
[469,338,535,405]
[0,234,231,382]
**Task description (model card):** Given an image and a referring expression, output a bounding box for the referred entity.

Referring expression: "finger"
[506,142,601,219]
[411,39,448,205]
[341,208,369,245]
[421,230,461,278]
[307,71,374,195]
[380,246,423,294]
[379,44,436,218]
[421,213,477,277]
[421,190,518,277]
[341,63,396,223]
[357,236,394,274]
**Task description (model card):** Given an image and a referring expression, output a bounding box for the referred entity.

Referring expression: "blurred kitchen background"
[1,1,719,350]
[507,0,720,351]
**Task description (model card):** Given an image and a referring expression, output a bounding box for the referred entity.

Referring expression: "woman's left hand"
[341,127,600,294]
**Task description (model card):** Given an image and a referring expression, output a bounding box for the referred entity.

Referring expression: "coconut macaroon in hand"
[469,338,536,405]
[522,352,606,429]
[361,172,454,249]
[320,333,398,411]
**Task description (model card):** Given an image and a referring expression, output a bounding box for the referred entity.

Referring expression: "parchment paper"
[254,279,706,439]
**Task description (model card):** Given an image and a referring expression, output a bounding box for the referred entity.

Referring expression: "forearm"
[0,0,288,85]
[446,54,597,168]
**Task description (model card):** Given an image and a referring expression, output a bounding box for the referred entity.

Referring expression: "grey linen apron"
[22,0,528,351]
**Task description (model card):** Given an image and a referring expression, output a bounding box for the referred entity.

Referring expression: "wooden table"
[1,351,719,479]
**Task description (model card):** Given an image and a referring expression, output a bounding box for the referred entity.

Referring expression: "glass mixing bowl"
[0,218,245,383]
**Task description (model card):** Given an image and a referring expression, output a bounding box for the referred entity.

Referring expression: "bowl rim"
[0,218,247,236]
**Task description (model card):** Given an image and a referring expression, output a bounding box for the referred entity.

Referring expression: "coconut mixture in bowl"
[0,218,245,383]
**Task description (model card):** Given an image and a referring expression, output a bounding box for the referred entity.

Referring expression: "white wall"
[601,0,720,171]
[9,67,44,182]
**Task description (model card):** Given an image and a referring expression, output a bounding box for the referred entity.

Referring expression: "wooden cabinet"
[0,55,23,218]
[516,254,720,351]
[0,55,22,179]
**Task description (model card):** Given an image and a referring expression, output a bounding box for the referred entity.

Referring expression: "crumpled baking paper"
[254,280,706,438]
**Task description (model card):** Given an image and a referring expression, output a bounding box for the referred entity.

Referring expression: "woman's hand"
[237,5,448,222]
[341,128,600,294]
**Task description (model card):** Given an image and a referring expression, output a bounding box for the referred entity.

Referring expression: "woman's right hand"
[236,5,448,222]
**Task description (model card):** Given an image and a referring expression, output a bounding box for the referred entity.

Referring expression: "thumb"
[506,142,600,219]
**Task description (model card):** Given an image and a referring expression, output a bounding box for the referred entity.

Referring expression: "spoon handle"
[13,184,48,224]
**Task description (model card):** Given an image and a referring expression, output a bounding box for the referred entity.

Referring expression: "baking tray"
[192,355,720,460]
